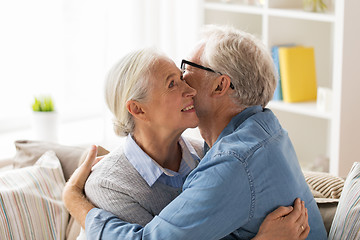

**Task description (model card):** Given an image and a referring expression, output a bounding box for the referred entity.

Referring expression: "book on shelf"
[271,44,295,101]
[278,46,317,103]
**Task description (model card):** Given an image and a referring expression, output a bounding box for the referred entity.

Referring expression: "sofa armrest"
[315,198,338,235]
[303,170,344,236]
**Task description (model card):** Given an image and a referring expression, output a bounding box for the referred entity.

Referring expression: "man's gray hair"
[104,48,164,136]
[199,25,277,108]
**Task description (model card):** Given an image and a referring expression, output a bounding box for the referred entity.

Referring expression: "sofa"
[0,140,359,239]
[0,140,109,240]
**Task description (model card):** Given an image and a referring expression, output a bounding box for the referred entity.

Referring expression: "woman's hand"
[62,145,103,228]
[253,198,310,240]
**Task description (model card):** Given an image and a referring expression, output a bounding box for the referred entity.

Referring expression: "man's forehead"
[187,42,205,62]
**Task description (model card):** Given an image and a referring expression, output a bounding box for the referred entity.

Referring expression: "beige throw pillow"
[13,140,87,181]
[303,170,345,199]
[0,151,69,240]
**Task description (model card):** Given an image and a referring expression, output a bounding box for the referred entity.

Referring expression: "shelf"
[267,101,332,120]
[204,2,263,15]
[204,2,335,22]
[268,8,335,22]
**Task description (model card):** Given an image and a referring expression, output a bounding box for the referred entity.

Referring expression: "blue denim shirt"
[85,106,327,240]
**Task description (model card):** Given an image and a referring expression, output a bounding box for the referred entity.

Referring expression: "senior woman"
[70,48,309,240]
[76,48,201,239]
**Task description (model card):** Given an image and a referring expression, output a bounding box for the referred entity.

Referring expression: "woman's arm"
[62,145,100,228]
[64,145,155,228]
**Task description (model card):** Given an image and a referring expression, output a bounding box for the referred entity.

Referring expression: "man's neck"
[199,103,244,148]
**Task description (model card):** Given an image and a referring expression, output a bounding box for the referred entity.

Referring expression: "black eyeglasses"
[180,59,234,89]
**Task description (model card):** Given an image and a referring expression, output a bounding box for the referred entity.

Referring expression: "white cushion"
[328,162,360,239]
[0,151,69,240]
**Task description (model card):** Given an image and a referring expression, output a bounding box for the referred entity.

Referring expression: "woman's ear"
[212,75,233,97]
[126,100,146,120]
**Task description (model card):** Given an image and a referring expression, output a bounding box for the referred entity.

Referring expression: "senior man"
[63,25,327,239]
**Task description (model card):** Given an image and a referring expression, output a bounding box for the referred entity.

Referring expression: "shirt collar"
[124,134,200,187]
[205,105,263,154]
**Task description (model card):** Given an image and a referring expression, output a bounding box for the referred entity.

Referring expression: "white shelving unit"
[200,0,360,176]
[267,101,332,120]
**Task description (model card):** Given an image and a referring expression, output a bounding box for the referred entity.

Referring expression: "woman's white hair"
[199,25,277,108]
[105,48,165,136]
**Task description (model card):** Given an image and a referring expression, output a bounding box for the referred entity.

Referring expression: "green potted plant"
[303,0,328,12]
[32,96,55,112]
[31,95,58,142]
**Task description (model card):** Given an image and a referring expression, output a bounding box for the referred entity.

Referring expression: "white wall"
[0,0,203,155]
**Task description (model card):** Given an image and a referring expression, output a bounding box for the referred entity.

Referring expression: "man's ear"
[212,75,232,97]
[126,100,146,121]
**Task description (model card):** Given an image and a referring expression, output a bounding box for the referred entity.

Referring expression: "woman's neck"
[132,128,182,172]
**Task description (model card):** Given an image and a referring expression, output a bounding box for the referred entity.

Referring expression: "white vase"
[32,111,59,142]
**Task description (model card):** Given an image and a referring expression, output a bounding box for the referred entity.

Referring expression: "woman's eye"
[169,80,175,88]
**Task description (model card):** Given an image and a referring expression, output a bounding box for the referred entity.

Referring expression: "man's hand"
[62,145,103,228]
[253,198,310,240]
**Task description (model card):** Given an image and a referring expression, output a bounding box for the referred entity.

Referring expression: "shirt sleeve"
[85,155,252,240]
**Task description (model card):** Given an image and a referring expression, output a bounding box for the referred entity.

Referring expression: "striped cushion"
[0,151,69,240]
[303,171,344,199]
[328,162,360,240]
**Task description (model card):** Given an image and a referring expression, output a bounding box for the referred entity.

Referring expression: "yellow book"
[278,46,317,103]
